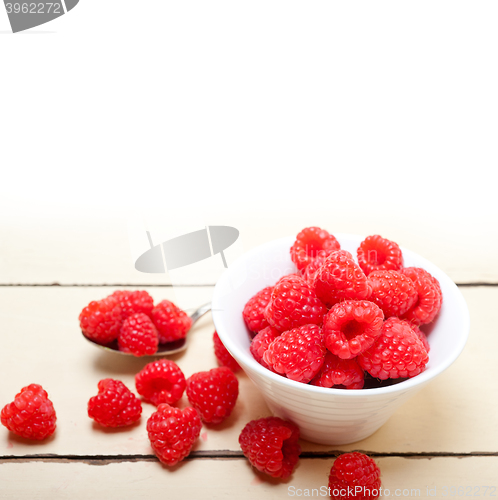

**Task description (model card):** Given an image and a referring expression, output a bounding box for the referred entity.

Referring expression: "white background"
[1,1,497,281]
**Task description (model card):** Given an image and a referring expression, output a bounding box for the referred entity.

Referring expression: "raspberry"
[242,286,273,335]
[368,270,418,318]
[250,326,280,370]
[239,416,301,478]
[87,379,142,427]
[264,275,327,332]
[186,367,239,424]
[79,296,122,345]
[1,384,56,440]
[151,300,192,343]
[311,352,364,389]
[213,331,241,372]
[401,267,443,325]
[118,313,158,356]
[357,234,403,276]
[147,404,202,466]
[313,250,372,308]
[290,226,340,271]
[323,300,384,359]
[301,249,330,283]
[135,359,186,406]
[110,290,154,319]
[328,452,381,500]
[263,324,326,383]
[359,317,429,379]
[412,324,430,353]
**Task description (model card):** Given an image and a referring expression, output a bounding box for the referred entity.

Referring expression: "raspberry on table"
[213,331,241,372]
[135,359,186,406]
[239,416,301,478]
[328,452,381,500]
[118,312,158,356]
[368,270,418,318]
[110,290,154,319]
[250,326,281,370]
[313,250,372,308]
[401,267,443,325]
[323,300,384,360]
[264,274,327,333]
[186,367,239,424]
[147,404,202,466]
[290,226,341,271]
[88,379,142,428]
[242,286,273,336]
[359,317,429,379]
[151,300,192,344]
[357,234,403,276]
[1,384,56,440]
[263,324,326,383]
[79,295,122,345]
[311,352,364,389]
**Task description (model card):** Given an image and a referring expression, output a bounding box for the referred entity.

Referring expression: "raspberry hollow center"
[342,320,365,340]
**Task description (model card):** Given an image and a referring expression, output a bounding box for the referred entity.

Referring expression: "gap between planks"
[0,283,497,287]
[1,451,497,466]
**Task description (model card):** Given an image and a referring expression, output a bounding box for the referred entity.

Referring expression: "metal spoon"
[82,302,212,356]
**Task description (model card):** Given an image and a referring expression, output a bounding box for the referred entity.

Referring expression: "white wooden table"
[0,216,496,499]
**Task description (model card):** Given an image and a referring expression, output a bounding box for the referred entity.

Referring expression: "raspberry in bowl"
[212,232,470,445]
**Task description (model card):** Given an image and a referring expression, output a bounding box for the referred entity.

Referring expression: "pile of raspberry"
[79,290,192,356]
[244,227,442,389]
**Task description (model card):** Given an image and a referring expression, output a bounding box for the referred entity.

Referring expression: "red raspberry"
[264,275,327,333]
[250,326,280,370]
[110,290,154,319]
[401,267,443,325]
[323,300,384,359]
[359,317,429,379]
[368,270,418,318]
[328,452,381,500]
[147,404,202,466]
[135,359,186,406]
[311,352,364,389]
[290,226,340,271]
[88,379,142,427]
[1,384,56,440]
[242,286,273,335]
[263,324,326,383]
[79,296,122,345]
[186,367,239,424]
[412,324,430,353]
[118,313,158,356]
[239,416,301,478]
[313,250,372,308]
[301,249,330,283]
[213,331,241,372]
[357,234,403,276]
[151,300,192,343]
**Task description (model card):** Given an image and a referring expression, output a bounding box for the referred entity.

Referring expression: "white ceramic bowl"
[212,234,470,445]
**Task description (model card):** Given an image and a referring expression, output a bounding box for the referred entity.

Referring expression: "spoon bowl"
[83,302,212,356]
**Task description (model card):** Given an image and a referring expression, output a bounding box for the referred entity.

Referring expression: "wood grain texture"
[0,457,496,500]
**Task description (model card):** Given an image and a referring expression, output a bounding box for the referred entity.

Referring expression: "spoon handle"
[189,302,212,324]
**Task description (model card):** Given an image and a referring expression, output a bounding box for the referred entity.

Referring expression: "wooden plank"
[1,213,497,286]
[0,287,496,457]
[0,457,496,500]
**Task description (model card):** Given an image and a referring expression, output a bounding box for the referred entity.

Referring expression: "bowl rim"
[212,233,471,397]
